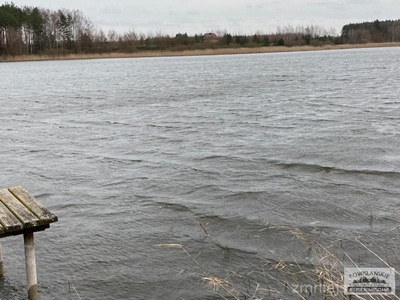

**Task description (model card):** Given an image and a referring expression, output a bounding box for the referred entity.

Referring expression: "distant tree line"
[0,2,399,57]
[0,2,94,55]
[341,19,400,43]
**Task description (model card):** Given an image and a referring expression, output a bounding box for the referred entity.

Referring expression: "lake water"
[1,47,400,299]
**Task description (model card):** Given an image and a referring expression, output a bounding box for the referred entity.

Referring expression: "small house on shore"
[203,33,218,43]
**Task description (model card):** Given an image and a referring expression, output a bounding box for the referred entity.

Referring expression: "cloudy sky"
[11,0,400,35]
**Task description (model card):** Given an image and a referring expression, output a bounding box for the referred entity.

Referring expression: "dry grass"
[67,279,82,300]
[1,42,400,63]
[159,228,400,300]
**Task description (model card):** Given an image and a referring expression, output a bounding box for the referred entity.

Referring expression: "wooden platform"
[0,186,58,300]
[0,186,58,238]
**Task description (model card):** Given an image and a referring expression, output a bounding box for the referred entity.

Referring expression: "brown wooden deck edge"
[0,224,50,239]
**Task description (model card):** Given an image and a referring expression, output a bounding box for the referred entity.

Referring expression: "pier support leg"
[0,242,3,277]
[24,232,38,300]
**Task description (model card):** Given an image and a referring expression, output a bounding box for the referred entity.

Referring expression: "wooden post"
[24,232,38,300]
[0,242,3,277]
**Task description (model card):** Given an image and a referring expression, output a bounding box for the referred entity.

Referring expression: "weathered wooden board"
[0,189,40,228]
[0,201,22,233]
[9,186,58,224]
[0,186,57,238]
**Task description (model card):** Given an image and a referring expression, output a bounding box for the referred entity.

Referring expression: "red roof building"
[203,33,218,43]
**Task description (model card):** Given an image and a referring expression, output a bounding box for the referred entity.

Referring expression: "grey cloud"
[14,0,400,35]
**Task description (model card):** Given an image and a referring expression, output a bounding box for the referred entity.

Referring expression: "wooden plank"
[0,225,49,239]
[0,201,22,233]
[8,186,58,224]
[0,189,40,228]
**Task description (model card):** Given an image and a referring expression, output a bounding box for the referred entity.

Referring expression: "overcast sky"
[11,0,400,35]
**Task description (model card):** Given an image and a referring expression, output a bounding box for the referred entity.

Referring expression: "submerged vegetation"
[160,228,400,299]
[0,2,400,59]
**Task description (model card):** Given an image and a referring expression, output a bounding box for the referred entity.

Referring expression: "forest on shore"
[1,2,400,57]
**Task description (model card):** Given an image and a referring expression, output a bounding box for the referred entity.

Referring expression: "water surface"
[1,47,400,299]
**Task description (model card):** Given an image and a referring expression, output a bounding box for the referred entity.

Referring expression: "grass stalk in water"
[159,229,400,299]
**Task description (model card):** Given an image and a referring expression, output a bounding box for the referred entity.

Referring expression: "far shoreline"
[1,42,399,63]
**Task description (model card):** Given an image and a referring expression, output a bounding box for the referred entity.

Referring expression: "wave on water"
[147,124,182,129]
[156,201,194,212]
[195,155,256,164]
[193,154,400,178]
[214,239,258,254]
[99,156,144,164]
[105,121,130,125]
[274,161,400,177]
[223,190,269,202]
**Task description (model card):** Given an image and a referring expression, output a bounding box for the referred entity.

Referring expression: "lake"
[1,47,400,299]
